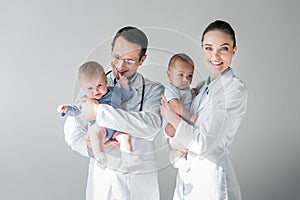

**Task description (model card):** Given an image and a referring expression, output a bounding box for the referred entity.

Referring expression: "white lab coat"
[64,72,164,200]
[171,68,247,200]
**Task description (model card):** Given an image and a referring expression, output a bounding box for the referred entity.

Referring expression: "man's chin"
[113,68,128,79]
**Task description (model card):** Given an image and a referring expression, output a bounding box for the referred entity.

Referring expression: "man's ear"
[139,55,147,65]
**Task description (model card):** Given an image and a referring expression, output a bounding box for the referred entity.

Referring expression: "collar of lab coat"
[207,67,234,95]
[196,68,234,111]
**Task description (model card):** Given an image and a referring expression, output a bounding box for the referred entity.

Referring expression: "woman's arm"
[162,83,248,157]
[169,99,192,121]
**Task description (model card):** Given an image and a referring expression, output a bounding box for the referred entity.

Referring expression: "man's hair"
[111,26,148,60]
[78,61,105,80]
[168,53,194,70]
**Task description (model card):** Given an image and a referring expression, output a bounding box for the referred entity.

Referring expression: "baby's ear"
[103,76,108,84]
[167,70,171,79]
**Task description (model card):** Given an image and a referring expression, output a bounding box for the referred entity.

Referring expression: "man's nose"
[116,59,126,69]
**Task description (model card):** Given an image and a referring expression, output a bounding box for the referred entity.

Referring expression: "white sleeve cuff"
[173,120,194,149]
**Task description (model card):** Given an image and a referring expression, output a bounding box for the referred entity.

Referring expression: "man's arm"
[96,82,164,141]
[64,114,90,157]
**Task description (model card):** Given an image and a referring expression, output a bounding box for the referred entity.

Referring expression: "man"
[64,26,164,200]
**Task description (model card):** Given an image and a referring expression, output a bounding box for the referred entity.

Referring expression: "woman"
[161,20,248,199]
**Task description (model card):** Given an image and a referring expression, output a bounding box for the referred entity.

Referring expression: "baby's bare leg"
[88,124,106,159]
[113,132,132,152]
[113,132,142,167]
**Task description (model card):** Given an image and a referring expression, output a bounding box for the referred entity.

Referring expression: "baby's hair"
[78,61,105,80]
[168,53,194,70]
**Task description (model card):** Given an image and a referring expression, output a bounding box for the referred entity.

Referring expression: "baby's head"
[78,61,108,100]
[167,53,194,89]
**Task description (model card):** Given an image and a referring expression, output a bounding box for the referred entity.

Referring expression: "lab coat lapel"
[192,69,234,112]
[197,87,210,111]
[211,70,234,95]
[202,69,234,111]
[191,81,209,112]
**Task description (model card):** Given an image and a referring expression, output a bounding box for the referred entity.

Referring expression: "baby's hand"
[165,123,176,137]
[57,104,68,117]
[191,88,198,98]
[117,75,130,90]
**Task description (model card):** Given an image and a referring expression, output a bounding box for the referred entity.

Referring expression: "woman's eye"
[221,47,229,51]
[188,75,193,79]
[205,47,212,51]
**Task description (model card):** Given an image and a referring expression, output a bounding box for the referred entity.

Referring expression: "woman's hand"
[160,94,181,129]
[168,138,188,158]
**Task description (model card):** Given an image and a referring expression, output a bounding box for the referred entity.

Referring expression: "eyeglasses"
[112,54,138,65]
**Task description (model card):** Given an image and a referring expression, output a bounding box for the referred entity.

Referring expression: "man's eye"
[188,75,193,79]
[124,59,136,65]
[205,47,212,51]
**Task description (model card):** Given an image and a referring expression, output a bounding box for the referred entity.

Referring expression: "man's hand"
[86,132,119,150]
[81,98,99,121]
[116,75,130,90]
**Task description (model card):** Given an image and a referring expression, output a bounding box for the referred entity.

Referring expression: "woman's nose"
[212,50,221,58]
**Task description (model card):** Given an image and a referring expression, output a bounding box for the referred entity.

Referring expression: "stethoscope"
[106,70,145,111]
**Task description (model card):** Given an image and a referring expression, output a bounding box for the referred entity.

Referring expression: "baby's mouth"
[94,93,101,98]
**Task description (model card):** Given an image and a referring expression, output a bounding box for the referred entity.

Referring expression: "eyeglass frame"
[111,53,139,65]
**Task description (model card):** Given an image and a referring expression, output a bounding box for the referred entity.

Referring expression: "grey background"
[1,0,299,200]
